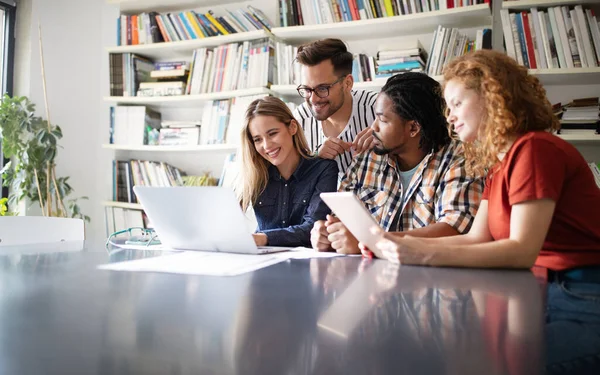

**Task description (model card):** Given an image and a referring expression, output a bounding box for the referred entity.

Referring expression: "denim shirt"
[255,157,338,247]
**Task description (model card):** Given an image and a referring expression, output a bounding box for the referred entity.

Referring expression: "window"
[0,0,15,198]
[0,1,15,96]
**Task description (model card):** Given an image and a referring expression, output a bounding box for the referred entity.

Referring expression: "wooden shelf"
[271,4,491,43]
[107,30,271,59]
[529,68,600,85]
[107,0,243,14]
[102,144,238,152]
[102,201,143,210]
[502,0,600,10]
[104,87,272,107]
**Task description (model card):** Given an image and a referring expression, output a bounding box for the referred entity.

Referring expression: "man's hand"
[352,127,375,155]
[318,137,351,159]
[311,220,332,251]
[325,215,360,254]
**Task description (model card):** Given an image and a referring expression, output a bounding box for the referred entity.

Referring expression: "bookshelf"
[270,4,492,43]
[103,0,600,230]
[502,0,599,10]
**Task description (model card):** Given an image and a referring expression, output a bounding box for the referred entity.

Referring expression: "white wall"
[14,0,113,243]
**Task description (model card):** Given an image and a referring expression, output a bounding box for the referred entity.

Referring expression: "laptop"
[133,186,290,254]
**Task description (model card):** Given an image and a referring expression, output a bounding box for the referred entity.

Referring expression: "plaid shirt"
[339,140,483,233]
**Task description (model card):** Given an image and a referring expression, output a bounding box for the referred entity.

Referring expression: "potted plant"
[0,94,89,221]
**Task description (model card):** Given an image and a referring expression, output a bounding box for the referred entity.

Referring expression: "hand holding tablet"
[319,192,386,259]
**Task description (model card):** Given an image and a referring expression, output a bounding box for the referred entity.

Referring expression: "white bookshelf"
[102,144,238,152]
[271,4,492,43]
[501,0,599,10]
[107,0,242,14]
[558,132,600,142]
[104,87,272,107]
[530,68,600,85]
[107,30,272,59]
[102,200,143,210]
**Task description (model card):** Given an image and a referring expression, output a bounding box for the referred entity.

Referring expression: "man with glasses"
[293,38,377,179]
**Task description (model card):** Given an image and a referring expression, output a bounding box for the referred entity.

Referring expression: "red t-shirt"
[483,131,600,271]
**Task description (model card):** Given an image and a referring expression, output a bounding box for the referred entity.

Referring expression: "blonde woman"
[240,96,338,247]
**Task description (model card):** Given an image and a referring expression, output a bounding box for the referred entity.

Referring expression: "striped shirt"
[293,90,377,179]
[339,140,483,233]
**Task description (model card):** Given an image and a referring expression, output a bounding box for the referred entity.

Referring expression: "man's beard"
[309,98,342,121]
[372,133,402,155]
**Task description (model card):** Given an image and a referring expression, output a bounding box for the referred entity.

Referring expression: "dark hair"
[381,72,450,152]
[296,38,353,77]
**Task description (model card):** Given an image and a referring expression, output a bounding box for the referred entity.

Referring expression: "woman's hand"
[370,227,437,266]
[252,233,268,247]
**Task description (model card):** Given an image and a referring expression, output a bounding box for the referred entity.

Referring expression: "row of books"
[426,26,492,76]
[113,160,185,203]
[110,106,161,146]
[109,38,276,97]
[109,53,154,97]
[500,6,600,70]
[554,97,599,135]
[107,94,271,148]
[276,42,428,86]
[280,0,488,27]
[186,39,276,95]
[116,6,272,46]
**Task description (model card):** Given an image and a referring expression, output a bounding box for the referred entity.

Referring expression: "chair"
[0,217,84,246]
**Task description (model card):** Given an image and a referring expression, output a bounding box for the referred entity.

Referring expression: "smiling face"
[444,79,485,143]
[248,115,298,169]
[300,59,347,121]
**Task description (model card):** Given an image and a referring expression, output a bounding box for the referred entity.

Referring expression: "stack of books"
[159,120,201,146]
[138,61,189,97]
[375,47,427,80]
[557,97,600,135]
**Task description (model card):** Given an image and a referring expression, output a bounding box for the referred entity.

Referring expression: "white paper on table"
[98,251,289,276]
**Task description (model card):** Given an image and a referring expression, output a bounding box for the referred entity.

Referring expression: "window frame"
[0,0,16,199]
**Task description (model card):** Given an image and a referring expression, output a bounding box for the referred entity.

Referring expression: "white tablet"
[320,192,384,258]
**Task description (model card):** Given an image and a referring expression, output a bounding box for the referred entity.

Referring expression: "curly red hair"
[442,50,559,175]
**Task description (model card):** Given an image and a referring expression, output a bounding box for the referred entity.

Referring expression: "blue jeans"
[546,267,600,374]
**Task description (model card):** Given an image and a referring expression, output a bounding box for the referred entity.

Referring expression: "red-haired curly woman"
[365,49,600,272]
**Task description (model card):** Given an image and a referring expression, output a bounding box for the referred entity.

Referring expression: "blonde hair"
[239,96,313,211]
[442,50,560,176]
